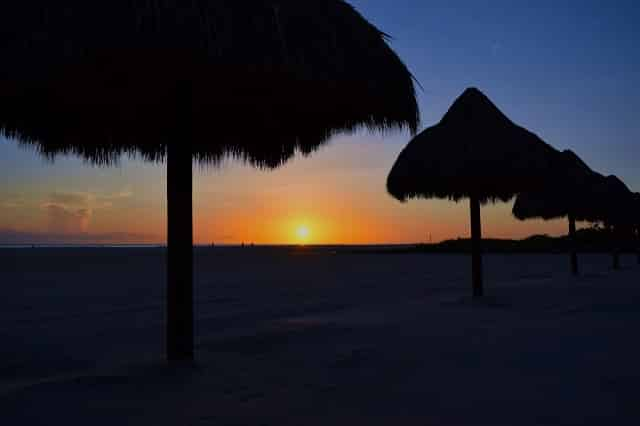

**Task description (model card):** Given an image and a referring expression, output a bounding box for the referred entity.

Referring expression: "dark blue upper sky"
[351,0,639,187]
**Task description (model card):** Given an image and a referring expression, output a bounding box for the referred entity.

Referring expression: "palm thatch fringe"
[1,1,419,167]
[512,150,603,223]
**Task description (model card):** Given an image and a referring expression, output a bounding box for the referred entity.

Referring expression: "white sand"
[1,248,639,425]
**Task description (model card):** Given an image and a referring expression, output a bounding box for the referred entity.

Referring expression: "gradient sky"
[1,0,639,245]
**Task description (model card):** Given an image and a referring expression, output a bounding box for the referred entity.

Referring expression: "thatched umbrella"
[1,1,419,361]
[592,175,635,270]
[512,150,603,275]
[387,88,557,298]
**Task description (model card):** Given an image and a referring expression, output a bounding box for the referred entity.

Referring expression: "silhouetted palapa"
[387,88,557,298]
[513,150,602,275]
[591,175,635,270]
[593,175,634,227]
[0,1,419,361]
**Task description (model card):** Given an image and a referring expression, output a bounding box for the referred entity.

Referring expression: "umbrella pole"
[470,196,483,298]
[166,90,194,362]
[637,225,640,265]
[610,225,620,271]
[568,213,578,275]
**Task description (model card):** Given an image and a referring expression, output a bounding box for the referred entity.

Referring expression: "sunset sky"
[1,0,639,245]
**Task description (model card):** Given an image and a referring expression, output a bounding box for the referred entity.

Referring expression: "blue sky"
[349,0,640,184]
[1,1,638,244]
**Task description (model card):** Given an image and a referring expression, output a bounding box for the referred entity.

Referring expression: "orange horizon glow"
[1,136,575,246]
[0,201,573,246]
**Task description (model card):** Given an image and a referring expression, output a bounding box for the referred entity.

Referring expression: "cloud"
[49,191,91,206]
[42,203,91,233]
[1,199,23,208]
[43,192,92,233]
[0,194,27,209]
[0,228,158,245]
[106,189,134,200]
[48,188,132,207]
[40,188,134,233]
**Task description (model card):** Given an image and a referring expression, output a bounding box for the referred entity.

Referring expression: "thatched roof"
[592,175,635,226]
[387,88,558,204]
[0,1,419,167]
[512,150,603,222]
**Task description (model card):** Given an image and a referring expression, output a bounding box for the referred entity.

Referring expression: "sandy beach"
[1,247,639,425]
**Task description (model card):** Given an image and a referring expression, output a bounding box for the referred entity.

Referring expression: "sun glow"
[295,225,311,244]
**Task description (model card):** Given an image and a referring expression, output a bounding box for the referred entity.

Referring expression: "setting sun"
[295,225,311,244]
